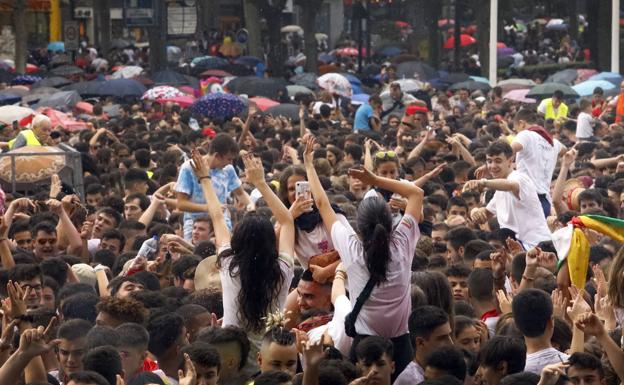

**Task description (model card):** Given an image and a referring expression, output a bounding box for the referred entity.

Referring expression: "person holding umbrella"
[537,90,568,121]
[380,83,416,124]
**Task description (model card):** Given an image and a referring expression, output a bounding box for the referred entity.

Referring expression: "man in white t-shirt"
[512,289,568,374]
[468,141,551,249]
[511,108,566,217]
[576,98,596,140]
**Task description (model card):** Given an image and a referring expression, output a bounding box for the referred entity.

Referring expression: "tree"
[295,0,323,73]
[258,0,288,77]
[148,0,167,71]
[243,0,264,58]
[12,0,27,74]
[424,0,442,67]
[473,0,490,77]
[95,0,111,53]
[197,0,219,51]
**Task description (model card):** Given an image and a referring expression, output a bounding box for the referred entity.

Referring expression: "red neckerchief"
[527,125,554,146]
[480,309,499,321]
[297,314,333,333]
[142,357,159,372]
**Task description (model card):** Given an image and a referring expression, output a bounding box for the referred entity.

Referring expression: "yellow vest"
[543,98,568,121]
[8,130,41,150]
[147,170,154,179]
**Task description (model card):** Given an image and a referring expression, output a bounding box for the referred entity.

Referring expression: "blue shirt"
[175,160,241,226]
[354,103,374,131]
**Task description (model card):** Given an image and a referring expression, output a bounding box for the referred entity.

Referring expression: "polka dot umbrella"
[190,92,245,120]
[141,86,185,101]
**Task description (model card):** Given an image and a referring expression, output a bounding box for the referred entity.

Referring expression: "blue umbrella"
[93,79,147,98]
[588,72,623,86]
[470,76,490,84]
[351,93,370,104]
[344,73,363,94]
[572,80,617,97]
[378,46,403,57]
[47,41,65,53]
[497,47,516,56]
[191,56,228,70]
[318,53,336,63]
[11,75,42,85]
[0,92,21,105]
[235,56,263,67]
[190,92,245,120]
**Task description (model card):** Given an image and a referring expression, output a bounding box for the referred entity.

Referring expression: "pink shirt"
[331,214,419,338]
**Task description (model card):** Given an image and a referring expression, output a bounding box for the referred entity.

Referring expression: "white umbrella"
[503,89,536,104]
[317,73,353,97]
[385,79,424,93]
[281,25,303,34]
[0,106,35,125]
[112,65,144,79]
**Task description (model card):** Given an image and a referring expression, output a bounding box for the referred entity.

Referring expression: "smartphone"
[295,181,311,200]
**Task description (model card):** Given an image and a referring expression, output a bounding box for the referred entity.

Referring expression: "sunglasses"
[375,151,397,160]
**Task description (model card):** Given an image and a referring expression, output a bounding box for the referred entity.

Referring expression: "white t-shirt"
[306,294,353,358]
[486,171,551,249]
[331,214,419,338]
[295,214,349,269]
[393,361,425,385]
[576,111,594,139]
[524,348,569,374]
[513,130,563,195]
[219,245,294,345]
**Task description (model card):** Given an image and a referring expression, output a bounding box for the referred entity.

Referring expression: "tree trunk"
[96,0,111,54]
[425,0,442,67]
[149,0,167,71]
[197,0,218,52]
[243,0,263,58]
[587,0,611,70]
[474,0,490,77]
[297,0,322,73]
[259,1,287,77]
[568,0,578,42]
[13,0,27,74]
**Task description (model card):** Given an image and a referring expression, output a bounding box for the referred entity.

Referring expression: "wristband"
[522,274,535,281]
[198,176,211,182]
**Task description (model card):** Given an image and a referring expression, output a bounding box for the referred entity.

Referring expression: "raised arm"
[242,154,295,256]
[552,149,576,215]
[408,129,434,160]
[48,199,83,257]
[190,151,231,250]
[304,136,338,233]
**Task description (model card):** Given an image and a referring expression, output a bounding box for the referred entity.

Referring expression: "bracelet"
[198,176,211,182]
[0,238,7,242]
[522,274,535,281]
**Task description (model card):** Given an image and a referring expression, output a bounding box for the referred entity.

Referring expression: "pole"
[489,0,497,86]
[454,0,461,71]
[612,0,620,73]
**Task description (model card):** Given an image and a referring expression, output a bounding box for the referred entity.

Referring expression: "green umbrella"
[526,83,578,99]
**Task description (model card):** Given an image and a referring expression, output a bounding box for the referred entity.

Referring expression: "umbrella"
[47,42,65,53]
[150,70,192,86]
[75,101,93,114]
[112,66,144,79]
[526,83,579,99]
[351,94,370,105]
[438,19,454,27]
[33,91,82,109]
[200,69,232,78]
[391,54,420,64]
[286,85,314,97]
[470,76,490,84]
[214,63,254,77]
[497,42,507,48]
[503,89,537,104]
[395,61,437,80]
[155,95,196,108]
[0,106,35,125]
[0,69,15,83]
[335,47,360,57]
[32,76,73,88]
[450,80,491,92]
[344,73,364,94]
[386,79,424,93]
[572,80,618,97]
[545,69,579,85]
[497,47,516,56]
[49,55,70,67]
[576,69,598,83]
[497,78,536,93]
[546,19,567,30]
[588,72,623,86]
[0,93,21,105]
[50,65,84,77]
[443,34,476,49]
[91,58,109,72]
[142,86,185,101]
[318,53,336,63]
[12,75,41,85]
[497,56,515,68]
[63,80,104,96]
[440,72,471,84]
[317,73,353,97]
[281,25,303,33]
[25,64,40,74]
[42,108,88,131]
[102,105,122,118]
[190,93,245,119]
[264,104,305,122]
[235,56,263,68]
[249,97,280,111]
[378,46,403,57]
[290,73,318,90]
[4,87,30,97]
[226,77,288,100]
[0,146,68,185]
[94,79,147,98]
[191,56,229,73]
[110,38,133,50]
[23,87,61,104]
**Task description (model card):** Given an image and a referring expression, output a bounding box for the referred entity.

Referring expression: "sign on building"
[124,0,155,27]
[64,21,80,50]
[167,4,197,36]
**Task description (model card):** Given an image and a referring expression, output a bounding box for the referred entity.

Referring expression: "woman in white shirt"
[302,135,424,378]
[190,150,295,351]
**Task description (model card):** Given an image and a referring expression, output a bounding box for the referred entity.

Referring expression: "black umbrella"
[449,80,491,92]
[215,63,254,77]
[227,77,289,101]
[151,70,192,86]
[289,73,318,89]
[264,104,306,123]
[526,83,579,99]
[545,69,578,85]
[63,80,105,96]
[0,70,15,83]
[497,56,515,68]
[32,76,73,88]
[395,61,437,80]
[110,38,133,50]
[51,65,84,77]
[94,79,147,98]
[440,72,470,84]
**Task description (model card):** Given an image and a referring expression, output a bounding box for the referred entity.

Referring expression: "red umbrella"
[156,95,196,108]
[395,21,410,29]
[26,64,39,74]
[438,19,454,27]
[75,101,93,114]
[249,97,280,111]
[497,42,507,48]
[443,34,477,49]
[335,47,360,56]
[200,69,233,78]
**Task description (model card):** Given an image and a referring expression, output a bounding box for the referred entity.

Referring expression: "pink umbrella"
[41,108,89,132]
[156,95,196,108]
[444,34,477,49]
[335,47,359,57]
[503,89,537,104]
[576,69,598,83]
[497,42,507,48]
[178,86,197,96]
[249,97,280,112]
[75,102,93,114]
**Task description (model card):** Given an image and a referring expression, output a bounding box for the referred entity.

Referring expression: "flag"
[18,114,34,127]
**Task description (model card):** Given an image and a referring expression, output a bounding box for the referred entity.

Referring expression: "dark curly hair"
[218,212,284,332]
[95,296,148,325]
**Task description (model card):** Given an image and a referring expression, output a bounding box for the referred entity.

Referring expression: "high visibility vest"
[543,98,568,121]
[8,130,41,150]
[147,170,154,179]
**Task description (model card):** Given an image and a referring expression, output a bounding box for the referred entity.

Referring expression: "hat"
[562,178,585,211]
[194,255,222,291]
[71,263,96,287]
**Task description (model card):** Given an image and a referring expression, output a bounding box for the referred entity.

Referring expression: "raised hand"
[289,195,314,219]
[2,281,28,320]
[496,289,513,314]
[551,289,566,319]
[470,207,489,225]
[347,167,377,186]
[562,148,577,168]
[566,289,591,323]
[46,199,64,216]
[242,154,266,187]
[190,149,212,179]
[303,135,316,165]
[575,312,606,338]
[538,362,570,385]
[178,353,197,385]
[303,335,326,368]
[526,247,541,268]
[463,179,484,192]
[50,174,62,199]
[506,238,524,255]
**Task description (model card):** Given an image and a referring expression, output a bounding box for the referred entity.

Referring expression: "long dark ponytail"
[357,197,393,283]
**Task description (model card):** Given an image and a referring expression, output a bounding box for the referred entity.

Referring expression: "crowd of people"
[0,45,623,385]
